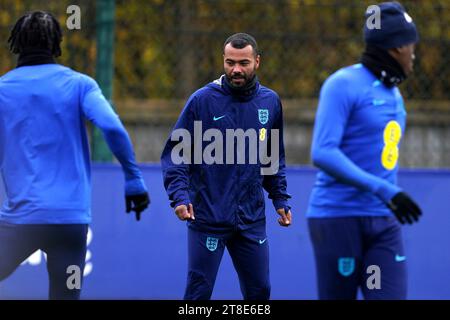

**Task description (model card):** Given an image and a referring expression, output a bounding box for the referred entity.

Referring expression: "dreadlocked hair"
[8,11,63,57]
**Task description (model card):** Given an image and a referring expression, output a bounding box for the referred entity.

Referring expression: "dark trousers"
[308,216,407,300]
[0,223,88,300]
[184,225,270,300]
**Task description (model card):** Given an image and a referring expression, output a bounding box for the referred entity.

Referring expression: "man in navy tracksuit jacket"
[161,33,292,300]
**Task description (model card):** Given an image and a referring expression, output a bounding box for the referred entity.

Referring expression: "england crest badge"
[258,109,269,125]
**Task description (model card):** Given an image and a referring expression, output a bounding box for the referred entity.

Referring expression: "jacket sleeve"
[160,95,196,208]
[80,75,146,195]
[311,74,400,203]
[262,98,292,211]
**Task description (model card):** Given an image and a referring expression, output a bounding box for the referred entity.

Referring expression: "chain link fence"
[0,0,449,166]
[110,0,450,101]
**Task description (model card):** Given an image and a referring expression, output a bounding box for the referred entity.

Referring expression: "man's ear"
[255,54,260,69]
[388,47,402,59]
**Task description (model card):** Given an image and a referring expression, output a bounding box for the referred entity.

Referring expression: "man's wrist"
[125,177,147,195]
[172,200,191,208]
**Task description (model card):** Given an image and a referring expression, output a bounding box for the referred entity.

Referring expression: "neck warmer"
[361,45,406,87]
[223,74,259,99]
[17,48,56,68]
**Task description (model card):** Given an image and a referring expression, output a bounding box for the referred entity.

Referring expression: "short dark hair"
[8,11,63,57]
[223,33,259,56]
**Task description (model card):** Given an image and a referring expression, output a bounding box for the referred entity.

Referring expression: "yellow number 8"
[381,121,401,170]
[259,128,266,141]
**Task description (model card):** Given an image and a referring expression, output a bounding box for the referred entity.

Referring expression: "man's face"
[390,43,416,76]
[223,43,260,87]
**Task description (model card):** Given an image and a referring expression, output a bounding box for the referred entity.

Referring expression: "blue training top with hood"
[307,64,406,218]
[161,75,291,232]
[0,63,146,224]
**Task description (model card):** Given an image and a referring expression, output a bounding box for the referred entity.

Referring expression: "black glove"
[126,192,150,221]
[387,192,422,225]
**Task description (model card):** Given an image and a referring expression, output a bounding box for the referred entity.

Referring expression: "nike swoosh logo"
[395,254,406,262]
[259,238,267,245]
[213,115,226,121]
[373,99,386,106]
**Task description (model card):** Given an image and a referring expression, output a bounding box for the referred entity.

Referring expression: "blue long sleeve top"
[0,64,146,224]
[307,64,405,218]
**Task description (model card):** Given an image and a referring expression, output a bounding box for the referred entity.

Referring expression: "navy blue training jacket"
[161,75,291,232]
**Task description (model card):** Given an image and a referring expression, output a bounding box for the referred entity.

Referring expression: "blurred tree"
[0,0,448,102]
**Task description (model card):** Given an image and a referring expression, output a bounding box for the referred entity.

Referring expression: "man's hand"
[126,192,150,221]
[276,208,292,227]
[175,203,195,221]
[387,192,422,225]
